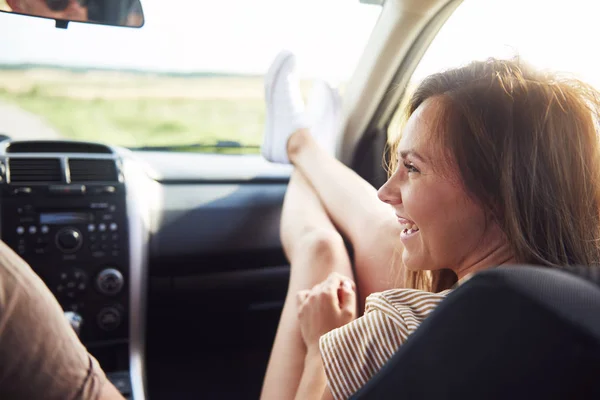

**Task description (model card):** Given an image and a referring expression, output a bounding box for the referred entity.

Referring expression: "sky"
[1,0,600,85]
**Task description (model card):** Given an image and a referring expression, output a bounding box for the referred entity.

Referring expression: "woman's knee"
[294,228,349,268]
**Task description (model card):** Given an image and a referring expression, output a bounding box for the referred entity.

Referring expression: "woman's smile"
[396,215,420,239]
[400,226,420,240]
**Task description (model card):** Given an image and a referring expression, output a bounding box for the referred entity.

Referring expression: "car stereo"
[0,145,148,399]
[1,182,130,344]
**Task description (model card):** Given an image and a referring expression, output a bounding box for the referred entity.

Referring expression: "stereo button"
[96,186,116,194]
[12,187,32,195]
[28,226,37,234]
[57,269,87,299]
[16,226,24,235]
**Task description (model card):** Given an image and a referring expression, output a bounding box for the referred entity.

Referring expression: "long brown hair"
[389,58,600,292]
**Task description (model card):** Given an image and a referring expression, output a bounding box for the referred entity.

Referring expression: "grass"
[0,89,265,147]
[0,68,297,150]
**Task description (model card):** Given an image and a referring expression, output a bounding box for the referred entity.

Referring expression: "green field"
[0,67,306,151]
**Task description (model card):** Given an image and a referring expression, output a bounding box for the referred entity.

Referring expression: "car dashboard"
[0,139,292,399]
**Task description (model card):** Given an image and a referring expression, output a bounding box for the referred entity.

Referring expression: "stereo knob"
[96,268,124,296]
[97,306,122,332]
[56,228,82,253]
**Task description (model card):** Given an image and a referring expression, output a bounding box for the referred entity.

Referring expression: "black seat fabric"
[351,266,600,400]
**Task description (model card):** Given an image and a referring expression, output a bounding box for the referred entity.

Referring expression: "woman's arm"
[296,273,415,399]
[321,388,335,400]
[295,272,357,400]
[294,347,329,400]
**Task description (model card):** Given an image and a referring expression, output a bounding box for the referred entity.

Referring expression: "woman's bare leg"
[259,49,400,399]
[288,129,404,298]
[260,171,353,400]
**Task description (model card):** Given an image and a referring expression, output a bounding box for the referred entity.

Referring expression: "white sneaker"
[262,51,308,164]
[305,79,341,155]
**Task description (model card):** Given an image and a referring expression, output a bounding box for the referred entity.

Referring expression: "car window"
[389,0,600,143]
[0,0,381,151]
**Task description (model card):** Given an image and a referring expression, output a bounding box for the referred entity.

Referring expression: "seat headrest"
[352,265,600,400]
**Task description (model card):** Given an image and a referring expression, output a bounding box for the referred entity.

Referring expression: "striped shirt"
[319,288,452,399]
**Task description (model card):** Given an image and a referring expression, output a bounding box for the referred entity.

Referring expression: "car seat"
[352,265,600,400]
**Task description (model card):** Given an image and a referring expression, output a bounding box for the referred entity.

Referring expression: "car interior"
[1,0,600,399]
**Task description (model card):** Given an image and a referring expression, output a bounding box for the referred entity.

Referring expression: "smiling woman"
[260,47,600,398]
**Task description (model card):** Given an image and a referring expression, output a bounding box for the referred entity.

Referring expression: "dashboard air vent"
[8,158,62,182]
[69,159,119,182]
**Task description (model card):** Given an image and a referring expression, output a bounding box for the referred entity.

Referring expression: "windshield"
[0,0,381,150]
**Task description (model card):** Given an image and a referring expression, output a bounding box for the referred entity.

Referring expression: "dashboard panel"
[134,151,291,275]
[151,183,286,258]
[0,140,292,399]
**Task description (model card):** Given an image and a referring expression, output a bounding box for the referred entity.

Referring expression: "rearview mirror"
[0,0,144,28]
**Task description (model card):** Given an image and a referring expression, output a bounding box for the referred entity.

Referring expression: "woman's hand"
[296,272,357,351]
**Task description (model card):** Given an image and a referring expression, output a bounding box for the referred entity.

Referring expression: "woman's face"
[378,97,509,277]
